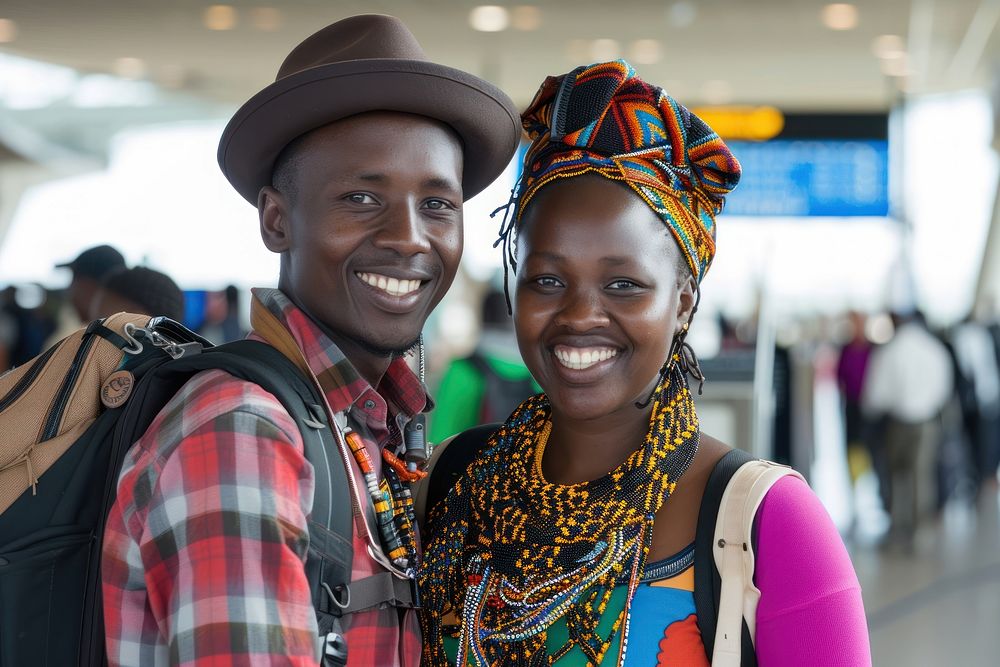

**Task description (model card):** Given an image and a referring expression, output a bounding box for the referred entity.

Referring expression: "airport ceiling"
[0,0,997,113]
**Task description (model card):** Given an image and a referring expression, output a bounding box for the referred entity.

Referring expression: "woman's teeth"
[554,347,618,370]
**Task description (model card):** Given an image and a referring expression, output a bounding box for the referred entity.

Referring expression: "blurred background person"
[836,311,886,507]
[429,287,538,443]
[863,311,954,548]
[44,244,127,348]
[950,313,1000,494]
[55,244,126,323]
[195,284,246,343]
[88,265,185,322]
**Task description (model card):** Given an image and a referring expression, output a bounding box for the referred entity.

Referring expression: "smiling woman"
[513,175,693,433]
[418,60,872,667]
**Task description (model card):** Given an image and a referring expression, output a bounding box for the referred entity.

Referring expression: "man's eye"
[425,198,455,210]
[346,193,376,204]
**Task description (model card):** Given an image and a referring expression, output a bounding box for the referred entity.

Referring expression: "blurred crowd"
[835,309,1000,547]
[0,244,247,372]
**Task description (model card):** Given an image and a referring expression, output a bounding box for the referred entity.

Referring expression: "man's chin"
[356,335,421,359]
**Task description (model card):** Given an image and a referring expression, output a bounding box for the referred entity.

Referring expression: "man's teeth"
[554,347,618,370]
[357,272,421,297]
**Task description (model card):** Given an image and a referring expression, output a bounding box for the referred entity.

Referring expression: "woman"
[419,60,871,666]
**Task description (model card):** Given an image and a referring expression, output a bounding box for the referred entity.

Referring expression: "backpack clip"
[403,413,428,470]
[320,630,348,667]
[123,323,204,359]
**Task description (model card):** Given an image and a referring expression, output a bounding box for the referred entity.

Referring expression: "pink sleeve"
[753,476,872,666]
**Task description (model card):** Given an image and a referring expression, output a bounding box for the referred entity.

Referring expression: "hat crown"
[277,14,427,81]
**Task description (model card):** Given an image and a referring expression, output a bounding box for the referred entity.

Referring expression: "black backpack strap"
[148,340,352,667]
[424,423,499,519]
[694,448,758,666]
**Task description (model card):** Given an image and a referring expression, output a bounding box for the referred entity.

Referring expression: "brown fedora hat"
[218,14,521,205]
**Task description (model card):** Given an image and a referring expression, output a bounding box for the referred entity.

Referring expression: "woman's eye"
[535,276,562,288]
[608,279,640,290]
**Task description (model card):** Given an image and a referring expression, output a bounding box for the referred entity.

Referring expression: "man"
[56,244,127,322]
[46,244,127,348]
[863,311,953,547]
[101,15,519,667]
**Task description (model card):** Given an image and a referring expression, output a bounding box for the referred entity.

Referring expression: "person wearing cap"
[419,61,871,666]
[101,14,519,667]
[55,244,127,322]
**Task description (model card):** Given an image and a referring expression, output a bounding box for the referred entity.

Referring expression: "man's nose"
[373,203,432,256]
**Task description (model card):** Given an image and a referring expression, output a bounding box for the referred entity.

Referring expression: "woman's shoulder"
[649,432,730,558]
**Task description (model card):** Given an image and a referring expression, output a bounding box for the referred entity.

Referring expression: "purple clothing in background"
[837,342,872,403]
[755,476,872,666]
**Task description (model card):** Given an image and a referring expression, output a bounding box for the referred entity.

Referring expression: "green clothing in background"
[429,353,539,443]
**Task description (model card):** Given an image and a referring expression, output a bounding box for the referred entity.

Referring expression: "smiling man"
[100,15,519,667]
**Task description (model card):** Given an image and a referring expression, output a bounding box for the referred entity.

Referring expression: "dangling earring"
[634,321,690,409]
[673,321,706,396]
[634,358,670,409]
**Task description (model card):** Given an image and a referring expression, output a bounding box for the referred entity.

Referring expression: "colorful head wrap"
[499,59,741,283]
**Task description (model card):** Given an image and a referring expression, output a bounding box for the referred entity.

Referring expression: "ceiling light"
[204,5,237,31]
[821,3,858,31]
[667,2,697,28]
[511,6,542,31]
[469,6,509,32]
[872,34,906,59]
[113,57,146,80]
[250,7,282,32]
[630,39,662,65]
[589,38,621,61]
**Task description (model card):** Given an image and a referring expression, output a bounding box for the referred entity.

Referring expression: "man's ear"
[676,274,697,330]
[259,186,290,253]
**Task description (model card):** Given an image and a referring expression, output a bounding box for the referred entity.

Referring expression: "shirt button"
[364,399,376,410]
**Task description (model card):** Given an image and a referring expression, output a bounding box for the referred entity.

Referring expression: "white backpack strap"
[710,459,804,667]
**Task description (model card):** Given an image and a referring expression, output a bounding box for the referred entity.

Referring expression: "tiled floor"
[850,487,1000,665]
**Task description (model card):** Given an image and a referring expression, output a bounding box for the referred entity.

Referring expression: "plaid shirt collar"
[250,288,428,427]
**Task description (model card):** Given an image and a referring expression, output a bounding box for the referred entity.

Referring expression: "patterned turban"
[503,60,741,283]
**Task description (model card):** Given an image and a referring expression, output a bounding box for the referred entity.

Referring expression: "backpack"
[420,430,799,666]
[0,314,359,667]
[465,352,536,423]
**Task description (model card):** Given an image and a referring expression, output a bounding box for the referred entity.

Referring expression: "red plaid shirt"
[102,288,426,667]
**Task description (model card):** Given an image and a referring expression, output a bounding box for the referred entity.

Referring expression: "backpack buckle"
[321,631,348,667]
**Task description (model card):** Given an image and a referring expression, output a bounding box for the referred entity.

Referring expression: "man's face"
[263,112,464,358]
[68,276,99,322]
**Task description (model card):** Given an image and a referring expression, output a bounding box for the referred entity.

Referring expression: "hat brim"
[218,59,521,205]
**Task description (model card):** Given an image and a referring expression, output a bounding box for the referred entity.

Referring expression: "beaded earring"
[635,285,705,409]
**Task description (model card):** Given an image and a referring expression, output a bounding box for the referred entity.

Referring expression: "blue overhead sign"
[724,139,890,217]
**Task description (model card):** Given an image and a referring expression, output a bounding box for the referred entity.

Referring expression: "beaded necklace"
[344,427,422,574]
[419,363,699,666]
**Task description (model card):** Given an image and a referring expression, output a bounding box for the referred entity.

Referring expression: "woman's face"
[514,175,696,423]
